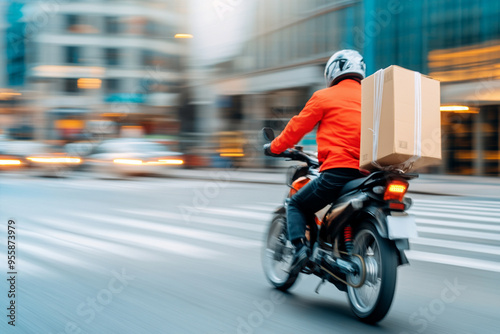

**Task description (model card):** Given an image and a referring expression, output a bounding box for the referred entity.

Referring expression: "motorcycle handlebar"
[275,148,320,168]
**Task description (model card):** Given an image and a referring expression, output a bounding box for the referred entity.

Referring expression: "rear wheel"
[262,213,298,291]
[347,222,398,324]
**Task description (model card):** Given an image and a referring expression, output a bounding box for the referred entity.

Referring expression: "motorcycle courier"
[261,126,418,324]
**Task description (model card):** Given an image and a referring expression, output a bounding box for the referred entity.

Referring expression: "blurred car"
[0,141,82,176]
[84,138,184,177]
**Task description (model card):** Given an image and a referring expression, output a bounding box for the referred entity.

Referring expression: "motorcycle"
[261,128,418,324]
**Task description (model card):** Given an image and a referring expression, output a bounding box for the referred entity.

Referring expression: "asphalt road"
[0,174,499,333]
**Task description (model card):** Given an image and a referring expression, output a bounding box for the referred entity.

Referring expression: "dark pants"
[287,168,364,242]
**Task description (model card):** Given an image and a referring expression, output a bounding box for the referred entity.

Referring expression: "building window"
[105,17,121,34]
[65,78,79,93]
[105,78,120,94]
[145,20,158,36]
[66,46,80,64]
[142,50,154,66]
[66,15,80,31]
[105,48,120,66]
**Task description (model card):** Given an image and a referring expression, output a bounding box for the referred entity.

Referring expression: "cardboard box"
[360,65,442,172]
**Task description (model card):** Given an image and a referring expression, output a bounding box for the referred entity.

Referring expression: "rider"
[264,50,366,275]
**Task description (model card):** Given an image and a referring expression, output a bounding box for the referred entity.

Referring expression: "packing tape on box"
[408,72,423,166]
[371,70,423,172]
[371,69,384,170]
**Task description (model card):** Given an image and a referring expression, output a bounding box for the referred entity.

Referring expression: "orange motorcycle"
[261,128,418,323]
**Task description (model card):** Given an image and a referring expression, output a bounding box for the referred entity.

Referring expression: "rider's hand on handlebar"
[263,143,280,157]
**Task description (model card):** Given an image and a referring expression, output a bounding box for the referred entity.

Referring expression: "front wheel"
[261,213,298,291]
[347,222,398,324]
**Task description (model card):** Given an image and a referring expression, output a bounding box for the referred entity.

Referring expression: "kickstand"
[315,278,326,294]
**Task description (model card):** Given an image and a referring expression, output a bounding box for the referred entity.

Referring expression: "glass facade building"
[5,1,25,87]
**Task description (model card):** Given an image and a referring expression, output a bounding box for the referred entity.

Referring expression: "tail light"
[383,180,408,202]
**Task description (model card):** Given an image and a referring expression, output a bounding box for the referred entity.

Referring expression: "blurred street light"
[440,105,478,113]
[0,90,22,100]
[175,33,194,39]
[77,78,102,89]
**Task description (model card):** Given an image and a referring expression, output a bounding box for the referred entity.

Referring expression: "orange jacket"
[270,79,361,172]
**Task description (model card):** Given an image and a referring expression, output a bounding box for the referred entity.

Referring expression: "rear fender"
[356,206,389,239]
[353,206,409,266]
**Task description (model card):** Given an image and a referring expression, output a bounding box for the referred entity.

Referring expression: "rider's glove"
[263,143,279,157]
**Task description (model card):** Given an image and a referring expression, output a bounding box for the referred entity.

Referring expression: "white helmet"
[324,50,366,87]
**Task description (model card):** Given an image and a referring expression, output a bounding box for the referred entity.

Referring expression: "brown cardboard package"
[360,65,442,172]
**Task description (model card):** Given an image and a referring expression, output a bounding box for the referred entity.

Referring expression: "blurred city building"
[1,0,188,146]
[190,0,500,175]
[0,1,28,140]
[1,1,500,175]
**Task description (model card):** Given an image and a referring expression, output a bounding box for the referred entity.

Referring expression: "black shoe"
[289,245,310,275]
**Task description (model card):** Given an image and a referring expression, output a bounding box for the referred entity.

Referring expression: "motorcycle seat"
[340,175,371,195]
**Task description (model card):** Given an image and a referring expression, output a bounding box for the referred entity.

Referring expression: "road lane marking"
[235,205,280,213]
[415,199,500,208]
[21,242,94,268]
[23,228,161,261]
[411,204,500,216]
[410,238,500,256]
[257,202,283,209]
[31,217,221,259]
[406,250,500,272]
[409,210,500,223]
[117,209,266,233]
[417,226,500,241]
[414,218,500,232]
[192,207,271,220]
[66,212,261,248]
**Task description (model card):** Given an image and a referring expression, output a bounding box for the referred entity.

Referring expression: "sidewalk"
[168,168,500,199]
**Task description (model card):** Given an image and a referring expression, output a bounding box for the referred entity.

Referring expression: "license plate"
[387,214,418,240]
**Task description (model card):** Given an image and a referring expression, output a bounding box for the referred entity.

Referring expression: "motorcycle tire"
[261,213,299,291]
[346,221,398,324]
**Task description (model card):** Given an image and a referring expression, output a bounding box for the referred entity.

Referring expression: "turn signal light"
[384,181,408,202]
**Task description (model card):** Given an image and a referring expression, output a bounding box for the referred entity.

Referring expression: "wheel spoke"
[348,228,383,313]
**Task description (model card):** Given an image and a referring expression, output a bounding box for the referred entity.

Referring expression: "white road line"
[415,199,500,208]
[417,226,500,241]
[257,202,283,209]
[410,237,500,256]
[66,212,261,248]
[411,204,500,216]
[23,229,161,261]
[18,257,54,277]
[21,242,93,268]
[32,217,221,259]
[235,205,279,213]
[409,210,500,223]
[414,218,500,232]
[48,180,151,191]
[191,207,271,220]
[117,209,266,233]
[406,250,500,273]
[413,201,500,212]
